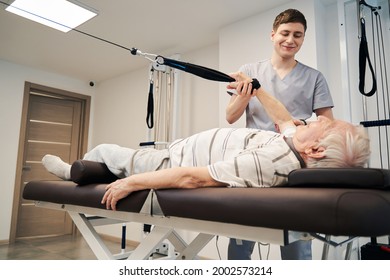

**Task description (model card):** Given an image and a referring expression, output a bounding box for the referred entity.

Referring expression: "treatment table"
[22,160,390,260]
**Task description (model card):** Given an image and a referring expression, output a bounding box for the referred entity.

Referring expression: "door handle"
[22,166,31,171]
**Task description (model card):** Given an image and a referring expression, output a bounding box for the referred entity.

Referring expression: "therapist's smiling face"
[271,22,305,59]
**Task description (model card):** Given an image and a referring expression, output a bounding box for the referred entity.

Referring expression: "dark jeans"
[228,238,312,260]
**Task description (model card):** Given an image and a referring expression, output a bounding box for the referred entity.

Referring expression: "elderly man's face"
[293,116,333,152]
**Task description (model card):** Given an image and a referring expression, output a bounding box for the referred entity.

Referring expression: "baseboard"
[99,233,140,248]
[0,239,10,245]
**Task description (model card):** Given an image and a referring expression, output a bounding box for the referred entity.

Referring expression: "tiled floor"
[0,234,126,260]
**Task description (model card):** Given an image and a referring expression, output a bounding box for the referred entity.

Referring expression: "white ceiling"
[0,0,301,83]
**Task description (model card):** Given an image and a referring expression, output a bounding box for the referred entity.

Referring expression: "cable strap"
[359,18,377,97]
[146,82,154,129]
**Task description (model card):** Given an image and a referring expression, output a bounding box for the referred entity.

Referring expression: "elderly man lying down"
[42,72,370,211]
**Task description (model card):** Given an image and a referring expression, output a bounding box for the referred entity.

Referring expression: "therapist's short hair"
[273,9,307,32]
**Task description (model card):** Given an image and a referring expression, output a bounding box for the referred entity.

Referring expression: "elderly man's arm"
[254,87,296,132]
[228,72,295,133]
[102,167,227,210]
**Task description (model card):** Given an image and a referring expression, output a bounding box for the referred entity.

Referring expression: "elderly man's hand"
[101,178,134,211]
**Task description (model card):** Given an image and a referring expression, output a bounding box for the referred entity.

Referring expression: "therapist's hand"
[227,72,257,97]
[229,72,252,83]
[275,120,304,133]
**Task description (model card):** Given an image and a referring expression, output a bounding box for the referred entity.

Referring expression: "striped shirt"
[168,128,301,188]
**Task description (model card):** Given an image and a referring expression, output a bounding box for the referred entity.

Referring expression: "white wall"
[91,44,220,150]
[176,45,220,137]
[91,67,152,149]
[0,59,96,241]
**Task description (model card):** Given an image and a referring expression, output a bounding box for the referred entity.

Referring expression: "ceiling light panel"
[6,0,97,32]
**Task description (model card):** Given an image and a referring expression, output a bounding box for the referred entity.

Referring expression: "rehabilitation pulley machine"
[357,0,390,171]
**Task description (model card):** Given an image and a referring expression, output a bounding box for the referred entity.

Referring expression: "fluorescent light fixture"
[5,0,97,32]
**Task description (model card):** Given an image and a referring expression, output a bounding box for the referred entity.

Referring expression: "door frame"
[9,81,91,243]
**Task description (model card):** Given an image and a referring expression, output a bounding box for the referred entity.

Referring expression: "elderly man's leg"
[43,144,170,180]
[82,144,135,178]
[42,155,71,180]
[83,144,170,178]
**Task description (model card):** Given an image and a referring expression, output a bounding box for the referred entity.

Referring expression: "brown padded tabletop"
[155,187,390,237]
[23,180,150,213]
[23,161,390,238]
[23,181,390,237]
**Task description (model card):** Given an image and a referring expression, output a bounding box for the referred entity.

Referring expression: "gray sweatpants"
[83,144,170,178]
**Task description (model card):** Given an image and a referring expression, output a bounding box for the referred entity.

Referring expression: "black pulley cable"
[155,56,235,83]
[359,17,377,97]
[154,55,261,90]
[130,49,261,90]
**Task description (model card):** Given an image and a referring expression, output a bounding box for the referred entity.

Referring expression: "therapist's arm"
[101,167,227,210]
[315,107,334,120]
[226,93,252,124]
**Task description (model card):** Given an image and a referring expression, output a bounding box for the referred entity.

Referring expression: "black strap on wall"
[146,69,154,129]
[359,17,377,97]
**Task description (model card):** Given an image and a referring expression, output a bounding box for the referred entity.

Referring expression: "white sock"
[42,154,71,180]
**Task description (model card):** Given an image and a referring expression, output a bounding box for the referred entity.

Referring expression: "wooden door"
[11,82,90,239]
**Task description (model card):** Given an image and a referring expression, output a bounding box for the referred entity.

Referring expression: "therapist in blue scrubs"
[225,9,334,260]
